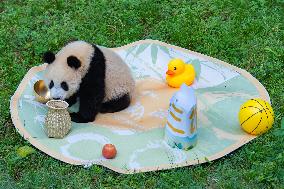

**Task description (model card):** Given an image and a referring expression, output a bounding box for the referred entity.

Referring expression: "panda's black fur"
[43,43,132,123]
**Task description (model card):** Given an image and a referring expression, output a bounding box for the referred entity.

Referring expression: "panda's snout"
[50,87,66,100]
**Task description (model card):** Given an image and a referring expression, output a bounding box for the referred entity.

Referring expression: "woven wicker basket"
[45,100,71,138]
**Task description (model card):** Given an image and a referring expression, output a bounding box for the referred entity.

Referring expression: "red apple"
[102,144,117,159]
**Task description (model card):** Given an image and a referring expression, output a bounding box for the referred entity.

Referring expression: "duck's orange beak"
[166,70,175,76]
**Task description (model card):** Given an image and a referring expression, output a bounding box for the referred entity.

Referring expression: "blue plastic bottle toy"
[164,83,197,150]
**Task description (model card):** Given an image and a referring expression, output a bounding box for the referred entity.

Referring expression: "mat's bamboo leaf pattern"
[151,44,158,65]
[190,59,201,81]
[159,45,171,57]
[125,46,137,57]
[135,44,149,56]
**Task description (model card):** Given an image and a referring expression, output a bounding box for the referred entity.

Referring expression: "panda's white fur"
[99,47,134,102]
[44,40,135,102]
[44,40,135,122]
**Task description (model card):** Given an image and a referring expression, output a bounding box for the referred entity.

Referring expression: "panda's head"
[43,41,94,100]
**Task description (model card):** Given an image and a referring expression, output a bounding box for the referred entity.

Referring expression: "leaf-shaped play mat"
[10,40,270,174]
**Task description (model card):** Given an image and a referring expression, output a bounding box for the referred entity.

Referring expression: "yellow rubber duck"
[166,58,195,88]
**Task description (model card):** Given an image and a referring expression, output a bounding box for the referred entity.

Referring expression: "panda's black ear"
[43,51,55,64]
[67,56,81,69]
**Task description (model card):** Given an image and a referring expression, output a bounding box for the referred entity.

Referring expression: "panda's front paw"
[70,113,82,123]
[70,113,89,123]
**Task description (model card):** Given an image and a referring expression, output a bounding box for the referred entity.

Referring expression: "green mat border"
[10,40,270,174]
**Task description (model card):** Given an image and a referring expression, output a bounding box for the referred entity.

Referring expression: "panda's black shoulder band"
[74,45,106,122]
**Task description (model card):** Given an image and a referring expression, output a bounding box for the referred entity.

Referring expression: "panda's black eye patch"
[49,80,54,89]
[61,82,69,91]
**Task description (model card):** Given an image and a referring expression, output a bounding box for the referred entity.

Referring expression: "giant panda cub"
[43,41,135,123]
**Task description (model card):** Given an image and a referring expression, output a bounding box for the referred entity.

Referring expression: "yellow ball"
[239,98,274,135]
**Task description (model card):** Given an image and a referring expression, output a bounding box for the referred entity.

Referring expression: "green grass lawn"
[0,0,283,188]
